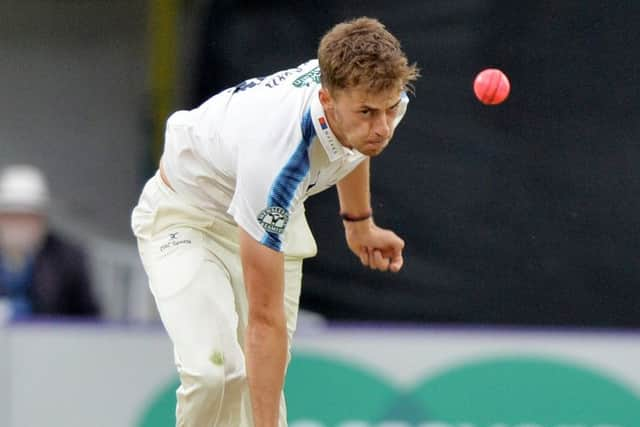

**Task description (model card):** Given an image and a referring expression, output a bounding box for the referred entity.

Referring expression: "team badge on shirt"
[257,207,289,234]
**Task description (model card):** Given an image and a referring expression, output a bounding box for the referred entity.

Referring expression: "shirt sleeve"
[228,113,314,252]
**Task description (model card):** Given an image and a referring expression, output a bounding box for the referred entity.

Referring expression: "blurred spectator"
[0,165,99,319]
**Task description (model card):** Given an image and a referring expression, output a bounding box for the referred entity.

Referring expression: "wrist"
[340,210,372,222]
[342,215,374,237]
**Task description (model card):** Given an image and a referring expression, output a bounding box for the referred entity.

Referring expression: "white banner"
[2,321,639,427]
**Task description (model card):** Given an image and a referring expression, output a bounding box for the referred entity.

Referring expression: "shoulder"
[231,59,320,100]
[289,59,320,88]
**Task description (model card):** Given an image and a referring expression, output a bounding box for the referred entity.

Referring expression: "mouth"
[367,140,388,150]
[366,139,386,146]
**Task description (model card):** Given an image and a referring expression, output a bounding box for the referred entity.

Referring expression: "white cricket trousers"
[131,172,316,427]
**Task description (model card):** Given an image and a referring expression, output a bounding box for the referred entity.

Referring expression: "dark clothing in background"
[0,232,99,317]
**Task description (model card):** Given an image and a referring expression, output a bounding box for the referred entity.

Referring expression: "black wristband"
[340,211,372,222]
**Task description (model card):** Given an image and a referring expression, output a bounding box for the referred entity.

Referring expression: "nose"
[373,114,391,139]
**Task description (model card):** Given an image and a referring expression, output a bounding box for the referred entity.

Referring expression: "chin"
[360,146,385,157]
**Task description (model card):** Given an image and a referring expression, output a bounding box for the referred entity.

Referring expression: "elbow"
[246,305,287,347]
[248,303,286,330]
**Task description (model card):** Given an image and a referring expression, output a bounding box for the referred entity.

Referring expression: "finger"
[389,253,404,272]
[372,249,390,271]
[389,243,404,272]
[390,237,405,254]
[374,240,403,271]
[397,236,405,250]
[359,246,370,267]
[388,239,404,270]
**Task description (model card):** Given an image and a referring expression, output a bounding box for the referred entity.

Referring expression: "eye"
[360,108,371,115]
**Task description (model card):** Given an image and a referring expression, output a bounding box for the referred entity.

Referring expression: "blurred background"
[1,1,639,426]
[2,0,639,327]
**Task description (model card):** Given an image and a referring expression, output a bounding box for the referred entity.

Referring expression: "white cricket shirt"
[161,59,408,252]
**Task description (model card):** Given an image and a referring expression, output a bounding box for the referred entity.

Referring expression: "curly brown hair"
[318,17,420,94]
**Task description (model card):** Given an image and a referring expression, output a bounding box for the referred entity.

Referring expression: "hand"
[343,219,405,272]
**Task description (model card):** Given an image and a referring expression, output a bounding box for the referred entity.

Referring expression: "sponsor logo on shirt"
[318,116,328,129]
[257,207,289,234]
[317,120,341,157]
[292,67,321,88]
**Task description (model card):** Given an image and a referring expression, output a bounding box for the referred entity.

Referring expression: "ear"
[318,87,333,111]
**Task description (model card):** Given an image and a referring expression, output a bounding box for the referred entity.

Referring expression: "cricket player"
[131,16,419,427]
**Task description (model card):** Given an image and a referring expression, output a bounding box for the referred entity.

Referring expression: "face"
[0,212,47,258]
[319,85,403,157]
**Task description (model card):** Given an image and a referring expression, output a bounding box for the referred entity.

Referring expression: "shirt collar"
[310,90,351,162]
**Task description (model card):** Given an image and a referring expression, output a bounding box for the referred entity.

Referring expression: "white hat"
[0,165,50,213]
